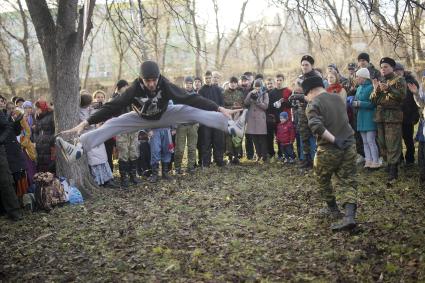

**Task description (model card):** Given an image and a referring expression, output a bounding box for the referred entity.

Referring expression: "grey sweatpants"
[80,105,229,151]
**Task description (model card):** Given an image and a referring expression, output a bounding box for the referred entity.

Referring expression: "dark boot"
[161,162,173,180]
[118,160,130,188]
[387,164,397,183]
[299,155,313,169]
[331,203,357,231]
[129,159,141,186]
[319,199,343,219]
[148,163,159,183]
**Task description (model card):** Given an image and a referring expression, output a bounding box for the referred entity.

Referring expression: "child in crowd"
[276,112,296,164]
[148,127,174,183]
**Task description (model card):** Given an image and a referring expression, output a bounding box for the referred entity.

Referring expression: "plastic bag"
[68,186,84,205]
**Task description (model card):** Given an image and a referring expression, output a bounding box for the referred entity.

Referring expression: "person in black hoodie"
[57,61,243,163]
[0,95,23,221]
[198,70,225,167]
[394,63,420,166]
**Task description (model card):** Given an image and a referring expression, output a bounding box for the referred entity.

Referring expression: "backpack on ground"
[33,172,67,212]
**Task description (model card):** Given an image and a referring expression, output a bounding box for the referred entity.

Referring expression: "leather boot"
[148,163,159,183]
[161,162,173,180]
[319,199,343,219]
[387,164,397,183]
[118,160,130,188]
[331,203,357,231]
[129,159,141,185]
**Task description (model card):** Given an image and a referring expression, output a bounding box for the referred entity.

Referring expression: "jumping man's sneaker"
[56,137,83,163]
[228,109,247,138]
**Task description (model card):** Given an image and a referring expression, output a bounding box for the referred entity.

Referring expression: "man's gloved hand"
[334,137,351,150]
[273,100,281,108]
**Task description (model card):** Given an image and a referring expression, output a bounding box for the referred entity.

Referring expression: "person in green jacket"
[370,57,407,182]
[352,68,380,169]
[303,76,358,231]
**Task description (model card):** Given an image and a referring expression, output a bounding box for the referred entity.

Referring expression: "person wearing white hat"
[352,68,380,169]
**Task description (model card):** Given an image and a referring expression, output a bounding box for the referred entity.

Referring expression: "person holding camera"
[244,79,269,162]
[371,57,407,182]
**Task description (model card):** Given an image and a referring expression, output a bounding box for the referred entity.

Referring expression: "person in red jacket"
[276,112,296,164]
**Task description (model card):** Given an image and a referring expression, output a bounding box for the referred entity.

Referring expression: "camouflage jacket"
[223,88,244,109]
[370,73,406,123]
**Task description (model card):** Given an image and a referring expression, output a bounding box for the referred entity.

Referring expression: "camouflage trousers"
[376,122,402,165]
[314,144,357,205]
[174,124,198,169]
[116,132,139,161]
[298,111,313,156]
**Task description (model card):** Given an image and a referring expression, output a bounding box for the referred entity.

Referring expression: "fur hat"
[356,68,370,79]
[301,76,324,95]
[301,55,315,65]
[140,61,160,79]
[380,57,396,68]
[357,52,370,62]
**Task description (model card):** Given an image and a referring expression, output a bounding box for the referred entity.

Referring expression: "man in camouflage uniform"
[174,76,199,174]
[303,76,358,231]
[112,80,141,187]
[371,57,406,182]
[224,76,245,164]
[293,55,321,169]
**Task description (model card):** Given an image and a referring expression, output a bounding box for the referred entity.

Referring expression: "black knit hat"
[229,76,238,83]
[357,52,370,63]
[140,61,160,79]
[116,79,129,90]
[184,76,194,83]
[380,57,396,68]
[301,55,315,65]
[301,76,324,95]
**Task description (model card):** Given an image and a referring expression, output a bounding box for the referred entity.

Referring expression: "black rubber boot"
[319,199,343,219]
[161,162,173,180]
[299,155,313,169]
[118,160,130,188]
[387,164,397,183]
[129,159,141,186]
[331,203,357,231]
[148,163,159,183]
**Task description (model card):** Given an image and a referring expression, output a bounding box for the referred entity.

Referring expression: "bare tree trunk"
[187,0,202,76]
[26,0,98,197]
[0,33,16,97]
[162,16,171,70]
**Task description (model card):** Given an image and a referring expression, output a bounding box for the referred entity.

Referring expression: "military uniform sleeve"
[167,82,219,111]
[387,77,407,102]
[306,100,326,136]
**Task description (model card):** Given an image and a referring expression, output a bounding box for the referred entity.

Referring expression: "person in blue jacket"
[352,68,380,169]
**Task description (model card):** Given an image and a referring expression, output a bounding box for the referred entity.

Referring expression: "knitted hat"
[301,76,324,95]
[229,76,238,83]
[116,79,129,90]
[22,101,33,109]
[184,76,194,83]
[394,62,404,71]
[380,57,396,68]
[254,79,262,88]
[356,68,370,79]
[357,52,370,62]
[140,61,160,79]
[301,55,315,65]
[280,112,288,120]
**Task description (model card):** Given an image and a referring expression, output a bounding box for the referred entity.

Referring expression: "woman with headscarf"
[34,98,55,173]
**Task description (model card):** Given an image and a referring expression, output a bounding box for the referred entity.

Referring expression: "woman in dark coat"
[34,99,56,173]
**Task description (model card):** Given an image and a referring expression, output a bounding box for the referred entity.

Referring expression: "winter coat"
[355,79,376,132]
[1,110,25,173]
[402,72,420,125]
[244,90,268,135]
[267,87,292,123]
[276,120,296,145]
[413,86,425,138]
[79,107,108,166]
[33,110,55,172]
[199,84,224,106]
